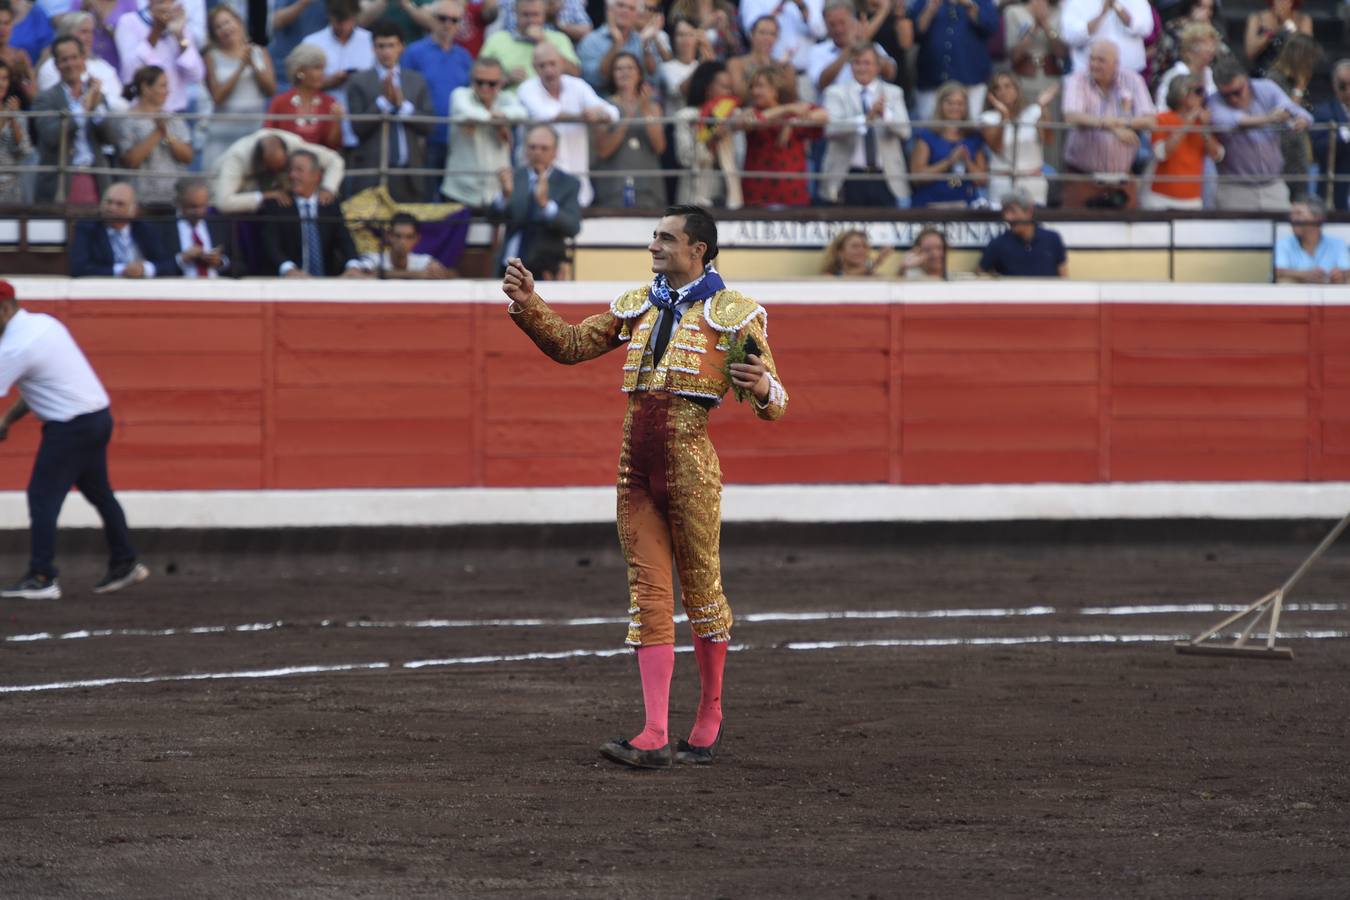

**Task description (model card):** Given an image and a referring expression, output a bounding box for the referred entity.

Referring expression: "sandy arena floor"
[2,523,1349,898]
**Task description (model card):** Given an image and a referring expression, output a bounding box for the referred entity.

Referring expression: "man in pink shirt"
[1061,37,1155,208]
[113,0,204,112]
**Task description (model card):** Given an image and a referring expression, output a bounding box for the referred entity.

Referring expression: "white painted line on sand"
[2,631,1348,695]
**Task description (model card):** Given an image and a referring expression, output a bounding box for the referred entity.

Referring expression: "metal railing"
[4,106,1346,209]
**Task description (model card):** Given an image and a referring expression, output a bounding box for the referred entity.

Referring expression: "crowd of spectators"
[0,0,1346,280]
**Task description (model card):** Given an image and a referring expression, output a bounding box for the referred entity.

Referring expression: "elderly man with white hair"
[1060,37,1154,208]
[517,40,619,207]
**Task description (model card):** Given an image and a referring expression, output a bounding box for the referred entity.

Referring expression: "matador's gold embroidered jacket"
[510,285,788,417]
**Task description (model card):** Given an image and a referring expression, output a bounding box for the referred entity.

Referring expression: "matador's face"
[648,215,704,282]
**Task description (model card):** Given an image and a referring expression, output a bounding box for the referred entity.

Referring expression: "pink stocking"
[689,635,727,747]
[629,644,674,750]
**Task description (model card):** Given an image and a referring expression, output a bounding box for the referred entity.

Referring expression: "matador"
[502,206,788,768]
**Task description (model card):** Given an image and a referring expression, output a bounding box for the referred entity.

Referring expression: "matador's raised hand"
[502,257,536,306]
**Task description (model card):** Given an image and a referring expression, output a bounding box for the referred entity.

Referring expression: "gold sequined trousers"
[617,392,733,647]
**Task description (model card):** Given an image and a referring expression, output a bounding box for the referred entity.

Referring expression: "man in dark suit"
[33,36,118,205]
[1313,61,1350,212]
[345,21,434,202]
[70,183,176,278]
[155,177,237,278]
[495,124,582,279]
[255,150,370,277]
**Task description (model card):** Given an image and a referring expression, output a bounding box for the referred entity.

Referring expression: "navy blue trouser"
[27,408,135,578]
[841,170,896,208]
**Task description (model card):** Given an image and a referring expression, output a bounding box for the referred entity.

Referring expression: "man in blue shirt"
[1275,198,1350,284]
[977,189,1068,277]
[402,0,474,196]
[907,0,998,123]
[576,0,648,90]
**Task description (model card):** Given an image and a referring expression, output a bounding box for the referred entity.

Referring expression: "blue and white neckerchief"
[648,264,725,363]
[649,264,725,323]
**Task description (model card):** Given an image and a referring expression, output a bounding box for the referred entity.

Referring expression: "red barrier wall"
[1,288,1345,490]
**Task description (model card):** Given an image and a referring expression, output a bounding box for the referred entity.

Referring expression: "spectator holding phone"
[158,175,233,277]
[300,0,373,149]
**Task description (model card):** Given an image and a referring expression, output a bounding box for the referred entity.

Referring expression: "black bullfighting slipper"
[598,738,672,769]
[674,725,722,765]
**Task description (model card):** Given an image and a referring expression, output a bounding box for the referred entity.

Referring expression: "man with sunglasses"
[441,56,526,205]
[1208,54,1310,212]
[403,0,474,195]
[1312,59,1350,212]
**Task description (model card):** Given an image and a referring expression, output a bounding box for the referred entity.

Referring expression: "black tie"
[862,87,878,169]
[652,306,677,364]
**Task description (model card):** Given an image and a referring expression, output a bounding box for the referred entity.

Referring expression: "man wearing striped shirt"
[1061,37,1154,209]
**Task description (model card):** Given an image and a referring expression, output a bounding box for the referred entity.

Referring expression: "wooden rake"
[1175,511,1350,661]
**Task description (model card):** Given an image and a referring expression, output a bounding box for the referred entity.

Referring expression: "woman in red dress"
[265,44,343,150]
[735,64,826,208]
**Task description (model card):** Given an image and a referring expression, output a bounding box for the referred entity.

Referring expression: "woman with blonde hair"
[911,81,987,208]
[202,4,275,172]
[1154,21,1219,110]
[822,229,891,277]
[980,69,1056,208]
[265,43,342,150]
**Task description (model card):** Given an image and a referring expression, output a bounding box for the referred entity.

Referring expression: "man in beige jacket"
[210,128,346,214]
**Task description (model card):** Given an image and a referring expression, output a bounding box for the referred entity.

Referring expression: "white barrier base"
[3,483,1350,529]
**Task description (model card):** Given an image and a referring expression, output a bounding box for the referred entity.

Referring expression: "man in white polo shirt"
[0,281,150,601]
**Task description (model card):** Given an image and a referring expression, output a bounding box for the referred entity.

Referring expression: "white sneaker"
[1,573,62,600]
[92,561,150,595]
